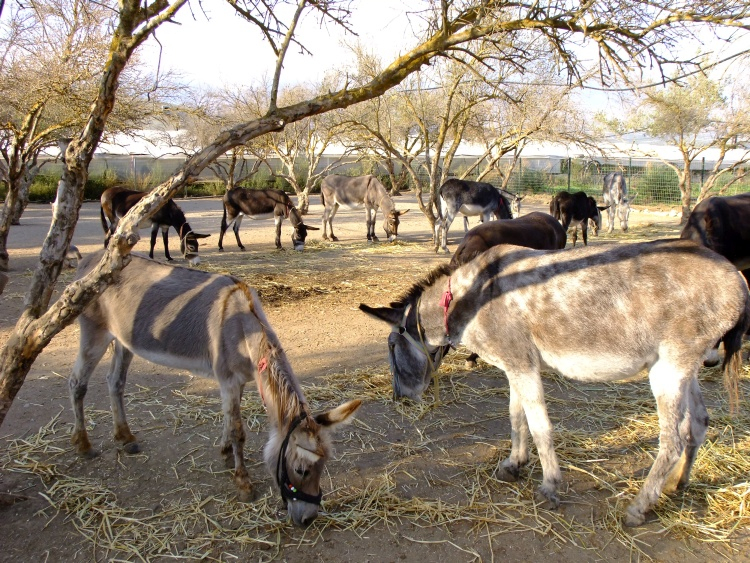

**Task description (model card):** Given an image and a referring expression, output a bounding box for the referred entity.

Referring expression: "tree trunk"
[297,188,310,214]
[679,159,692,224]
[0,186,21,271]
[10,172,34,225]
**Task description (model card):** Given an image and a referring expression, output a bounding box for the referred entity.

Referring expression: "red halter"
[439,278,454,344]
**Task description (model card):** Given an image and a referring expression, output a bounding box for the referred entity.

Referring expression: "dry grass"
[2,222,748,561]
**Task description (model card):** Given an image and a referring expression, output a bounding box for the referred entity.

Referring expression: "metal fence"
[453,156,750,206]
[32,153,750,207]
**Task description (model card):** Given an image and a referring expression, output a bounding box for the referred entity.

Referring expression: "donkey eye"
[295,468,310,477]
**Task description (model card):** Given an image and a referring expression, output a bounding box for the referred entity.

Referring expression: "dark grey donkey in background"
[434,179,516,253]
[320,175,409,242]
[100,186,210,266]
[361,239,750,527]
[219,187,318,252]
[70,251,361,527]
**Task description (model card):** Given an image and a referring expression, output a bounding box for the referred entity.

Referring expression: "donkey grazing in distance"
[550,190,608,246]
[602,172,632,232]
[361,239,750,526]
[435,179,516,253]
[100,187,210,266]
[320,175,409,242]
[70,251,361,527]
[219,187,318,252]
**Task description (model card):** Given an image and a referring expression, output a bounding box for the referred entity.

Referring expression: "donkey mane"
[229,279,307,424]
[392,263,457,307]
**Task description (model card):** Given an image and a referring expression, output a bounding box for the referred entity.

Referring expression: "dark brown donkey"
[219,187,319,251]
[100,187,210,266]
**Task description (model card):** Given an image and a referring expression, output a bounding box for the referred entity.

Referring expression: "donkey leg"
[663,377,709,494]
[321,204,330,240]
[232,215,245,250]
[625,361,692,526]
[328,204,340,241]
[607,206,615,233]
[496,384,530,481]
[69,319,113,458]
[106,341,139,454]
[505,372,562,507]
[581,223,588,246]
[274,215,284,250]
[440,213,455,253]
[161,226,173,261]
[218,380,252,501]
[370,208,380,241]
[149,224,159,259]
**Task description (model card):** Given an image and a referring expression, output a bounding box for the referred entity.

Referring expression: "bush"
[633,164,681,204]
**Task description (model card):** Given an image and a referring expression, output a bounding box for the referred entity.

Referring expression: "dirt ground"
[0,194,748,562]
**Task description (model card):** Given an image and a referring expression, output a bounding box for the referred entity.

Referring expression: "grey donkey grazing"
[361,239,750,526]
[69,251,361,527]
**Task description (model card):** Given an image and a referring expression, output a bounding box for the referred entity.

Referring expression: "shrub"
[633,164,680,204]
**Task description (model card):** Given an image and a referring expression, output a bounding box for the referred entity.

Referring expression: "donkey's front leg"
[106,341,139,454]
[274,215,284,250]
[366,208,377,241]
[219,381,253,501]
[69,319,113,458]
[506,372,562,507]
[495,383,530,481]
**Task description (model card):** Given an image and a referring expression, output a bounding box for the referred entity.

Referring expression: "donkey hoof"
[122,441,141,455]
[494,463,521,482]
[218,248,224,252]
[79,448,100,460]
[331,236,339,242]
[236,487,256,503]
[535,487,560,509]
[623,506,647,527]
[464,359,477,370]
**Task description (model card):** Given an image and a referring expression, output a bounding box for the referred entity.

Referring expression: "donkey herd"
[70,173,749,529]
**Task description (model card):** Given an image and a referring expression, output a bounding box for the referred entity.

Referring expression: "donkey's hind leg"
[106,341,139,454]
[69,318,114,457]
[218,379,253,501]
[625,360,694,527]
[663,376,708,494]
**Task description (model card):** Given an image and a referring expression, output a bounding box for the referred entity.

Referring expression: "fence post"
[567,157,571,191]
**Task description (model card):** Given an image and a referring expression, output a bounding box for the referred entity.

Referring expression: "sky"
[142,0,421,90]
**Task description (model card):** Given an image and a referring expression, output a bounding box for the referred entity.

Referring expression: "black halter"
[276,412,323,506]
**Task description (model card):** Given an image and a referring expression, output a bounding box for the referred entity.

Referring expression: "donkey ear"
[315,399,362,428]
[598,205,610,211]
[397,209,410,216]
[304,224,320,230]
[359,303,404,326]
[194,233,211,239]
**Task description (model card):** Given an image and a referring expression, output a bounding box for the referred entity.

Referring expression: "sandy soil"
[0,194,748,562]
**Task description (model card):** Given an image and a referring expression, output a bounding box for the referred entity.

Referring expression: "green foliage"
[517,168,549,194]
[632,164,681,204]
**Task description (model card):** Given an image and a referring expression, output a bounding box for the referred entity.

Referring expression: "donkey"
[70,251,361,527]
[320,175,409,242]
[602,172,632,232]
[549,190,608,246]
[360,239,750,526]
[100,187,210,266]
[450,211,567,370]
[219,187,318,252]
[435,179,515,253]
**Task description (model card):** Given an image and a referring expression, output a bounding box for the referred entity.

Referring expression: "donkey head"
[510,194,524,218]
[265,400,361,527]
[289,207,320,251]
[383,209,409,242]
[179,225,210,266]
[618,194,636,232]
[587,198,609,236]
[359,302,448,401]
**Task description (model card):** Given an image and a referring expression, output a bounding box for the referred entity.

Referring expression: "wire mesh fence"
[453,156,750,206]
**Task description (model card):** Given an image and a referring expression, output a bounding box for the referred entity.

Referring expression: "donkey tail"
[550,197,560,219]
[722,288,750,414]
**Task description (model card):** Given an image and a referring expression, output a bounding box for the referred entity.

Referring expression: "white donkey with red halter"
[70,251,361,527]
[361,239,750,526]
